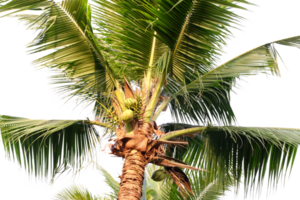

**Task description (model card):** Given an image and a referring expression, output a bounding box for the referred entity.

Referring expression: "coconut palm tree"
[1,0,300,199]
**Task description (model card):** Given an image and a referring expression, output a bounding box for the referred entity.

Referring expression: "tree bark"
[118,150,146,200]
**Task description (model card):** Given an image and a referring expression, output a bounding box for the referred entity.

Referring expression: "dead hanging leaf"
[151,121,165,137]
[159,155,187,164]
[151,157,203,171]
[151,121,158,130]
[166,167,194,195]
[124,76,135,99]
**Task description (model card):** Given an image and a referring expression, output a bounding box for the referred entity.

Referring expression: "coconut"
[121,109,134,123]
[151,169,167,182]
[125,98,137,109]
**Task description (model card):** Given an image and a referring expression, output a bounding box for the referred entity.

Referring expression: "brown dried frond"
[167,167,194,196]
[152,121,159,130]
[124,76,135,99]
[151,121,165,137]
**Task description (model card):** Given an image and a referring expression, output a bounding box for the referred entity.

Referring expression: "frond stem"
[160,126,207,141]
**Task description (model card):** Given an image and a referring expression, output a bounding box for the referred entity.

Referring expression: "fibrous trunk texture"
[118,150,146,200]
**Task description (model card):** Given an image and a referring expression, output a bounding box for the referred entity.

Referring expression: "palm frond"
[0,0,116,104]
[174,35,300,98]
[0,0,51,14]
[0,115,100,178]
[178,43,280,95]
[274,35,300,47]
[164,77,235,124]
[163,42,280,124]
[92,0,164,80]
[54,184,107,200]
[13,13,49,31]
[92,0,249,82]
[164,134,231,200]
[166,168,235,200]
[186,35,300,90]
[96,165,120,199]
[160,123,300,195]
[157,0,250,82]
[160,123,196,133]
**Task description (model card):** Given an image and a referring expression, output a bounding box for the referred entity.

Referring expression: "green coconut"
[125,98,137,109]
[151,169,167,182]
[121,109,134,123]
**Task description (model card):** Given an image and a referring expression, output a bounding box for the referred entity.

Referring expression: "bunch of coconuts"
[121,98,137,123]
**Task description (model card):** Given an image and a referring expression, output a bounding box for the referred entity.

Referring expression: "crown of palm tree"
[1,0,300,198]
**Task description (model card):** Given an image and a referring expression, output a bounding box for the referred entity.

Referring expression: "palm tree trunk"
[118,150,146,200]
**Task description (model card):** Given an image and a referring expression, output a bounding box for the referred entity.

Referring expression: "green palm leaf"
[186,35,300,94]
[274,35,300,47]
[2,0,300,199]
[175,42,281,96]
[97,166,120,199]
[162,78,235,125]
[134,0,250,81]
[160,124,300,194]
[160,123,229,198]
[92,0,250,82]
[0,115,102,178]
[1,0,51,14]
[92,0,164,80]
[155,43,279,123]
[54,184,107,200]
[0,0,116,103]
